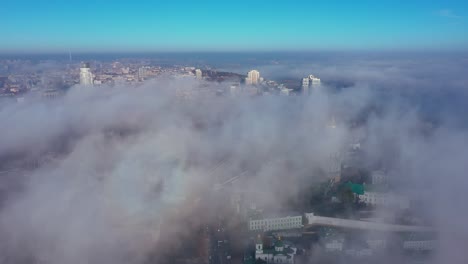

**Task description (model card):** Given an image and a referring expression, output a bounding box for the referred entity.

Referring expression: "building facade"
[195,69,203,79]
[249,215,303,231]
[309,75,321,87]
[358,192,410,209]
[246,70,260,85]
[302,77,309,95]
[403,240,436,251]
[79,62,94,86]
[255,236,296,264]
[138,66,150,80]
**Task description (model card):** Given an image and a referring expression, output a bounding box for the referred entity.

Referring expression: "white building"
[371,170,387,185]
[195,69,203,79]
[324,239,344,252]
[280,88,292,96]
[403,240,436,251]
[305,213,315,225]
[309,74,321,87]
[255,236,297,264]
[249,214,303,231]
[121,67,130,74]
[138,66,150,80]
[358,192,410,209]
[301,74,321,95]
[345,248,373,257]
[302,77,309,95]
[79,62,94,86]
[230,83,240,96]
[246,70,260,85]
[366,239,387,250]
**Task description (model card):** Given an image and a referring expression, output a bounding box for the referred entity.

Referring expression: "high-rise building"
[79,62,94,86]
[195,69,202,79]
[138,66,150,80]
[302,74,321,95]
[309,74,321,87]
[302,77,310,95]
[246,70,260,85]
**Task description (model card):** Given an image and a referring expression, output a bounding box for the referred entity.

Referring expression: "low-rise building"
[324,239,344,252]
[403,233,437,251]
[280,88,292,96]
[371,170,387,185]
[249,214,303,232]
[403,240,436,251]
[255,236,297,264]
[358,192,410,209]
[366,239,387,250]
[344,248,373,257]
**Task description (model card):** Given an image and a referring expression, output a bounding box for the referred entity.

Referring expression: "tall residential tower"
[79,62,94,86]
[195,69,203,80]
[246,70,260,85]
[302,74,321,95]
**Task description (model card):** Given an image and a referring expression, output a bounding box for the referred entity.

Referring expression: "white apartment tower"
[302,74,321,95]
[79,62,94,86]
[246,70,260,85]
[302,77,310,95]
[138,66,150,80]
[195,69,202,79]
[309,74,321,88]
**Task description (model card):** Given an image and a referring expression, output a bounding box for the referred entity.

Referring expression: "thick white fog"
[0,65,467,264]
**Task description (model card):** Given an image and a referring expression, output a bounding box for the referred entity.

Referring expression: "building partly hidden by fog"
[302,74,321,95]
[246,70,261,85]
[79,62,94,86]
[195,68,202,80]
[138,66,150,80]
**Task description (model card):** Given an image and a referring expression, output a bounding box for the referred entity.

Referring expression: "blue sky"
[1,0,467,52]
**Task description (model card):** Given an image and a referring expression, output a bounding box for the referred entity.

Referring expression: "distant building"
[302,77,309,95]
[371,170,387,185]
[302,74,321,95]
[195,69,203,79]
[309,74,321,87]
[138,66,150,80]
[230,83,240,96]
[42,89,60,99]
[366,239,387,250]
[255,235,297,264]
[358,192,410,209]
[280,88,292,96]
[79,62,94,86]
[403,240,436,251]
[246,70,260,85]
[121,67,130,74]
[249,214,303,231]
[344,248,373,257]
[324,239,344,252]
[403,233,437,251]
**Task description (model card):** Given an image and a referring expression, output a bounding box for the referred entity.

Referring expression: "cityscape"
[1,1,468,264]
[0,57,323,100]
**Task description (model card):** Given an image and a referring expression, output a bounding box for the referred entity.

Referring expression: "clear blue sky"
[1,0,467,52]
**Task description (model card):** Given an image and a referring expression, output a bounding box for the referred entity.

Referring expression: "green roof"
[345,182,365,195]
[274,240,284,248]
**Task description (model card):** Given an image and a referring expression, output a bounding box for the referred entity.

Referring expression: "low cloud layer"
[0,53,468,264]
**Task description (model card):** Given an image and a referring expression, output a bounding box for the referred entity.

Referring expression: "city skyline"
[1,0,468,53]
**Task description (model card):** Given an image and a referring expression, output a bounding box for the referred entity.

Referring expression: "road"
[305,214,433,232]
